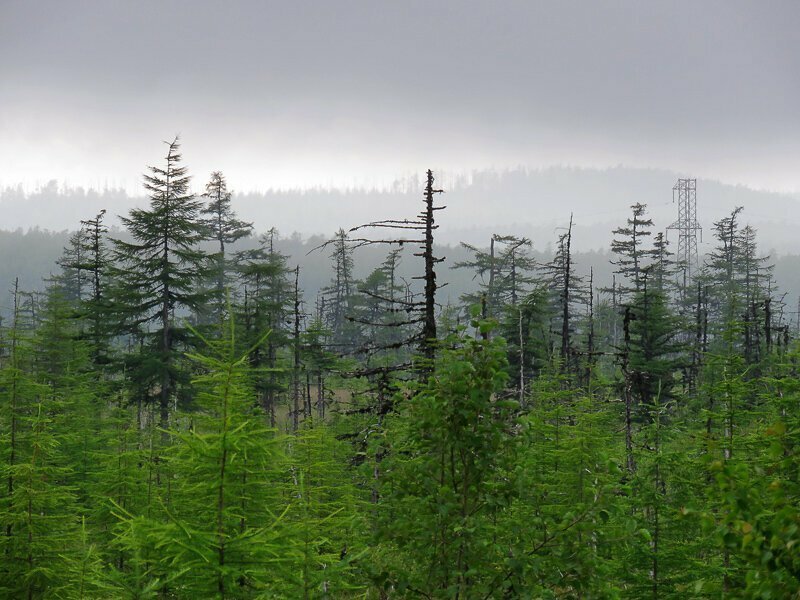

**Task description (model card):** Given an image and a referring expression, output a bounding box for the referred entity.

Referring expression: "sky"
[2,0,800,194]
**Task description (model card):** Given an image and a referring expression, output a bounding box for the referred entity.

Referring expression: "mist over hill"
[5,166,800,254]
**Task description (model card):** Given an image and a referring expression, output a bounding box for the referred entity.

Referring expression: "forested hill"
[5,165,800,251]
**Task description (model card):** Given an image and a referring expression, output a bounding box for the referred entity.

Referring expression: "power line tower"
[667,178,702,280]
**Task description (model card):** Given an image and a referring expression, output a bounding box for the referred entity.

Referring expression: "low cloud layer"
[2,1,799,193]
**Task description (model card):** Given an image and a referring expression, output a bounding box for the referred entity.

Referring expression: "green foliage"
[110,137,209,424]
[698,352,800,598]
[628,286,684,416]
[374,320,519,597]
[610,202,657,298]
[3,157,799,598]
[321,228,362,353]
[0,401,82,597]
[201,170,253,326]
[512,373,619,597]
[455,235,537,320]
[284,424,368,597]
[499,286,556,389]
[235,228,294,422]
[110,325,290,597]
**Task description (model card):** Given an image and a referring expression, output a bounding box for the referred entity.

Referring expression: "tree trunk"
[292,266,301,431]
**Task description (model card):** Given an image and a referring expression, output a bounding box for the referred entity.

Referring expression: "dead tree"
[292,265,303,430]
[621,305,637,474]
[541,214,583,377]
[417,170,445,369]
[315,168,445,381]
[585,267,596,386]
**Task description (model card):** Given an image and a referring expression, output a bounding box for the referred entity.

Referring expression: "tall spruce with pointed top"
[57,209,113,364]
[55,230,89,303]
[111,137,209,430]
[650,232,676,295]
[201,171,252,325]
[704,208,774,360]
[80,209,113,363]
[611,202,657,299]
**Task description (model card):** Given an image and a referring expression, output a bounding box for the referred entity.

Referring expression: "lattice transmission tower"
[666,178,702,279]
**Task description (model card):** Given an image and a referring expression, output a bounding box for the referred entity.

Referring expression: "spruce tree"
[321,228,361,353]
[610,202,657,299]
[111,137,209,430]
[201,171,252,325]
[78,209,114,364]
[55,230,89,303]
[628,275,684,419]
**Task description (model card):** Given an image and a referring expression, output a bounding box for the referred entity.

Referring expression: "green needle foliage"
[110,323,291,598]
[111,136,209,430]
[0,402,81,598]
[374,313,518,598]
[513,372,619,598]
[283,424,368,598]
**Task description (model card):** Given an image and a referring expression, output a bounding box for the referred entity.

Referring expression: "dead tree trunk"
[561,214,574,371]
[417,169,444,372]
[586,267,595,386]
[622,305,636,474]
[6,278,19,542]
[292,266,302,431]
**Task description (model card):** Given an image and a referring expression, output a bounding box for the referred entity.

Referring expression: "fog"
[3,1,800,198]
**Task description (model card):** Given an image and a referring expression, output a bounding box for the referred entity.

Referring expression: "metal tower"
[666,178,702,279]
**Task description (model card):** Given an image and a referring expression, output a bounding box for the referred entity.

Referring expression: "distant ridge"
[3,166,800,253]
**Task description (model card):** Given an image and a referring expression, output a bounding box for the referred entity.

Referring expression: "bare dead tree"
[621,305,637,474]
[313,169,445,381]
[292,265,302,430]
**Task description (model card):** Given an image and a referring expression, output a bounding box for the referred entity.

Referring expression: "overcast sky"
[2,0,799,194]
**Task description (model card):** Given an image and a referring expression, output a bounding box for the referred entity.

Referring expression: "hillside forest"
[2,138,800,599]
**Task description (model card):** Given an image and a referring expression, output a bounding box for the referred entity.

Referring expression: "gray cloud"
[2,0,800,192]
